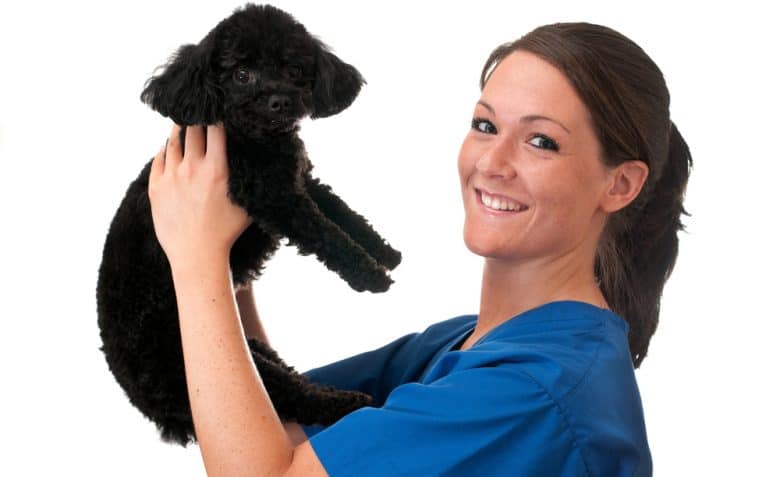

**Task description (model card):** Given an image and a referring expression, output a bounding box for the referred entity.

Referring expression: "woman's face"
[458,50,612,263]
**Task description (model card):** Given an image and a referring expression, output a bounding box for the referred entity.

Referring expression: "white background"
[1,0,777,475]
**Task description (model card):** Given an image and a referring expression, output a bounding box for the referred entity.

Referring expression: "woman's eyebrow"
[477,100,571,135]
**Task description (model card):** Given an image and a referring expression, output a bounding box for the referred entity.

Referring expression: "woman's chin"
[463,230,514,259]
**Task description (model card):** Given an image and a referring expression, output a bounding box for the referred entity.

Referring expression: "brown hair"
[480,23,692,368]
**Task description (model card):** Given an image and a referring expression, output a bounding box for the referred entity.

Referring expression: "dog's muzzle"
[268,94,291,113]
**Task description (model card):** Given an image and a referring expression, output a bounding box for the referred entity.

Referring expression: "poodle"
[96,3,401,446]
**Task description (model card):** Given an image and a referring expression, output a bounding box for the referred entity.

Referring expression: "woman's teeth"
[479,190,528,212]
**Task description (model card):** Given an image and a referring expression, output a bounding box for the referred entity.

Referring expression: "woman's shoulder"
[430,302,627,391]
[423,313,478,334]
[405,313,478,351]
[417,301,636,404]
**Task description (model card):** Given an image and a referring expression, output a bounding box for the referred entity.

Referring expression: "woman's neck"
[472,249,609,342]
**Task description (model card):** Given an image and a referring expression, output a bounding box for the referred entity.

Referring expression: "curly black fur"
[96,3,401,446]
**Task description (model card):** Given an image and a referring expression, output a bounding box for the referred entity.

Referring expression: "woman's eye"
[233,68,255,85]
[471,117,559,152]
[529,134,560,152]
[471,117,497,134]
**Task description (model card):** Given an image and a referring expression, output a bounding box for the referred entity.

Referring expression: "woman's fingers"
[206,123,228,174]
[206,122,226,154]
[149,142,167,190]
[184,124,207,160]
[165,123,184,173]
[154,122,224,184]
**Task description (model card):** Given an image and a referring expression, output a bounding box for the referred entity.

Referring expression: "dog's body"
[96,3,401,446]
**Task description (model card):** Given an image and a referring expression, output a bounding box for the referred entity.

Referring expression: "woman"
[148,21,691,476]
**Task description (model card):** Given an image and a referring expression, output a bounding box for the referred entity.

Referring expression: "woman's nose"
[475,137,517,179]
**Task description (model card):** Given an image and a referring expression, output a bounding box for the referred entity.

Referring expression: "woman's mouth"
[475,188,529,214]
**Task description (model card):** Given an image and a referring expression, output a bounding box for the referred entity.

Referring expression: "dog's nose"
[268,94,291,113]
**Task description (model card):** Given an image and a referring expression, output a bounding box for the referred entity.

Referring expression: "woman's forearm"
[235,285,270,345]
[236,284,312,446]
[171,254,294,476]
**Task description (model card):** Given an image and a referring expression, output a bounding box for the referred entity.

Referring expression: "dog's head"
[140,3,365,136]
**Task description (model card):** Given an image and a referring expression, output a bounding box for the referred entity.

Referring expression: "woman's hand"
[148,123,252,269]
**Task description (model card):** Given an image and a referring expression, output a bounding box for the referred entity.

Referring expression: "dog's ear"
[310,39,366,119]
[140,42,222,125]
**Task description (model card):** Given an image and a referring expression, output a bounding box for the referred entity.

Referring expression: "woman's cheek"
[529,184,575,245]
[457,138,478,177]
[457,140,483,206]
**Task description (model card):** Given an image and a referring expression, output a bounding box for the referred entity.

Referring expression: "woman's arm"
[284,422,309,447]
[235,283,270,345]
[148,124,327,476]
[171,257,295,475]
[172,258,325,476]
[235,283,310,446]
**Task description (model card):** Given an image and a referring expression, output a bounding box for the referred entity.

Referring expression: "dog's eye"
[284,64,302,80]
[233,68,255,85]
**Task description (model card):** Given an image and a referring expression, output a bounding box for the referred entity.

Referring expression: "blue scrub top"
[301,300,652,476]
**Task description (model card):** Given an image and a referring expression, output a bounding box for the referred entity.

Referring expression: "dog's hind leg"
[247,338,374,425]
[304,175,402,271]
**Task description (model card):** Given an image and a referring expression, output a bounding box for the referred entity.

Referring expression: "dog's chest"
[225,136,306,205]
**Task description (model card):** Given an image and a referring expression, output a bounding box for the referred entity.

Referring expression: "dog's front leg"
[304,175,402,271]
[261,193,393,292]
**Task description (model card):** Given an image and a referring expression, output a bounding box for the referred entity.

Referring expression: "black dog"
[96,3,401,446]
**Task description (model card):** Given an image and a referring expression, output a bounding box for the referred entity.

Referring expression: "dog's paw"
[382,247,402,270]
[349,267,393,293]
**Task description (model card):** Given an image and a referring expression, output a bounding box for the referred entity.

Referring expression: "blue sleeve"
[306,365,587,477]
[301,332,419,400]
[299,331,421,438]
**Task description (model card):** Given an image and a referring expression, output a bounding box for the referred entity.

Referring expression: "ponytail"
[596,120,693,368]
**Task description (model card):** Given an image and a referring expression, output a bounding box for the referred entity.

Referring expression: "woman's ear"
[139,42,222,125]
[600,160,650,213]
[310,39,366,119]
